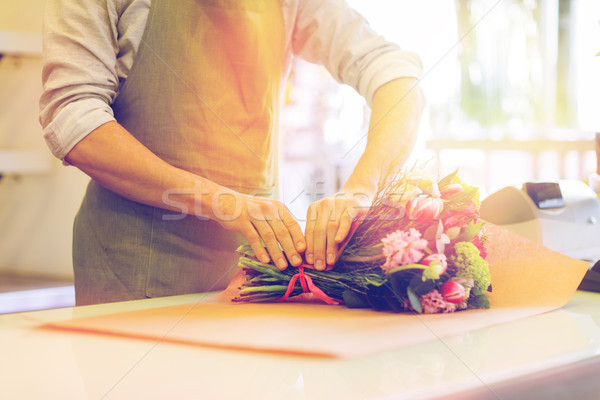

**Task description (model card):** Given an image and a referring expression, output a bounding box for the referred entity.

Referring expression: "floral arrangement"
[233,169,491,314]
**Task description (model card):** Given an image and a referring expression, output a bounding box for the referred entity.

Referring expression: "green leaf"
[409,274,436,295]
[468,288,490,309]
[438,169,458,187]
[445,186,479,207]
[342,291,369,308]
[389,268,421,293]
[389,270,411,305]
[365,275,386,287]
[454,221,485,243]
[407,286,423,313]
[388,264,424,275]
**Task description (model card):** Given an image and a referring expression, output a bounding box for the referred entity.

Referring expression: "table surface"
[2,290,600,400]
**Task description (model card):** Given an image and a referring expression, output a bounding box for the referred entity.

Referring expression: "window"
[280,0,598,212]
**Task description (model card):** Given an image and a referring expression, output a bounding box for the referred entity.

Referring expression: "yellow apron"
[73,0,285,305]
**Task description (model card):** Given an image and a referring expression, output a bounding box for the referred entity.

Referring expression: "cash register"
[480,179,600,291]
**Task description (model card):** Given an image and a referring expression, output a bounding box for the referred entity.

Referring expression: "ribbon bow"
[278,215,366,305]
[279,264,339,305]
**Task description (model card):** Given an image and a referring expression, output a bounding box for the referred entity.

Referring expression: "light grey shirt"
[40,0,423,159]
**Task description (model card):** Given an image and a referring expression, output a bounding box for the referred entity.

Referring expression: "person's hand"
[304,191,371,271]
[212,190,306,270]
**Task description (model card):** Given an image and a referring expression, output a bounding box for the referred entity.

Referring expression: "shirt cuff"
[43,98,115,161]
[358,50,423,107]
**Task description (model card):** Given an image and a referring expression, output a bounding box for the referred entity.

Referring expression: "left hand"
[304,191,371,270]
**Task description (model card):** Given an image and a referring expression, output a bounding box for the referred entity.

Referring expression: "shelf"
[0,149,51,175]
[0,30,42,56]
[426,138,595,152]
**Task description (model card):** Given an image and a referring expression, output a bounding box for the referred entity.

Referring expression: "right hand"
[212,190,306,270]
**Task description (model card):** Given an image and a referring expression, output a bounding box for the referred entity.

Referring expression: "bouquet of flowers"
[233,169,491,314]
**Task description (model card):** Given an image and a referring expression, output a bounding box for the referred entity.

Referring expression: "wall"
[0,1,44,33]
[0,1,89,279]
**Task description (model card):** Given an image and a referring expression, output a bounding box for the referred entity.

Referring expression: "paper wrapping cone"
[43,224,589,358]
[484,223,589,307]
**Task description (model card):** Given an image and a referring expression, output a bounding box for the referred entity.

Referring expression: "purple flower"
[420,289,457,314]
[381,228,428,272]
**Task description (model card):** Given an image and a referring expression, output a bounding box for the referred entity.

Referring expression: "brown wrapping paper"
[44,224,589,358]
[484,224,589,307]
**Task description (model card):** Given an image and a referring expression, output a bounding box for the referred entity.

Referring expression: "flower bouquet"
[234,169,492,314]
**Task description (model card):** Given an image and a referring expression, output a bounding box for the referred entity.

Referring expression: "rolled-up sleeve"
[290,0,423,106]
[39,0,121,160]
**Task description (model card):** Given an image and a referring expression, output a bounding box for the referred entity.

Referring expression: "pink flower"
[406,195,444,223]
[442,203,479,229]
[422,253,448,276]
[440,183,463,198]
[420,289,457,314]
[463,203,479,219]
[381,228,428,272]
[397,184,423,205]
[440,281,466,304]
[406,170,441,198]
[473,234,487,259]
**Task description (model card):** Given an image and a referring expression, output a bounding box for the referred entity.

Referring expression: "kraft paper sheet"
[44,224,590,358]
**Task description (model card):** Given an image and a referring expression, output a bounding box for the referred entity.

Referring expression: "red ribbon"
[279,265,339,305]
[279,216,366,305]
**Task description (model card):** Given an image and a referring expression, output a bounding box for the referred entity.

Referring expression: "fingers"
[304,205,317,266]
[305,197,338,271]
[214,192,306,270]
[312,202,329,271]
[335,211,353,244]
[305,195,368,271]
[251,219,289,270]
[246,200,304,270]
[216,192,366,272]
[336,196,369,243]
[326,203,340,266]
[240,221,271,265]
[280,207,306,255]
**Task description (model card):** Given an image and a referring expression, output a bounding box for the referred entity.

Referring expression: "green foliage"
[409,273,436,295]
[342,291,369,308]
[407,286,423,314]
[444,185,480,210]
[449,242,491,292]
[468,288,490,309]
[437,169,458,188]
[454,221,485,243]
[421,262,443,281]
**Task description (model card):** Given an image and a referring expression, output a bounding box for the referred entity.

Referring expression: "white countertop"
[2,291,600,400]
